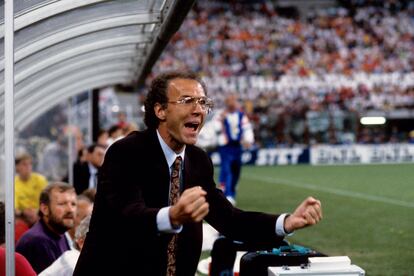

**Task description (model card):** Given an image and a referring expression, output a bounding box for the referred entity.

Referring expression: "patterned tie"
[166,156,182,276]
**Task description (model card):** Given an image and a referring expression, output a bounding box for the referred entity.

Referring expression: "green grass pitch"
[211,163,414,276]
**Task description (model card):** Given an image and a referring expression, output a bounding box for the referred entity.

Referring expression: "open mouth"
[184,122,200,131]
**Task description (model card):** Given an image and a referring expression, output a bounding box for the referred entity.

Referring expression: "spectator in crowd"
[123,122,139,136]
[72,144,106,195]
[74,71,322,276]
[39,134,68,181]
[39,215,91,276]
[213,93,254,205]
[81,188,97,203]
[16,182,77,274]
[65,195,93,249]
[15,152,48,227]
[106,125,124,145]
[116,111,129,129]
[0,201,37,276]
[96,129,109,147]
[75,148,88,164]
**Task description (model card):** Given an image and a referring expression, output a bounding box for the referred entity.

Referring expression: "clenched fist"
[169,186,210,227]
[284,197,322,233]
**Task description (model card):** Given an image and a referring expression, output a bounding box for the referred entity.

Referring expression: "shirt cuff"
[156,207,182,234]
[275,213,294,237]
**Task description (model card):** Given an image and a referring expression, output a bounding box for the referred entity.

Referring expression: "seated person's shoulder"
[17,226,53,246]
[32,172,48,186]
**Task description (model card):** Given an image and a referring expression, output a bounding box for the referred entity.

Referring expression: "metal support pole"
[67,98,75,186]
[4,0,15,275]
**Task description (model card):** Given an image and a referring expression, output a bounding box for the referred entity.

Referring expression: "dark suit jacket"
[74,129,283,276]
[72,161,91,195]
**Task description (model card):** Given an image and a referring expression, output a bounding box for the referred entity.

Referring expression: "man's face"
[43,189,77,234]
[156,78,207,152]
[225,94,239,111]
[89,147,105,168]
[74,199,93,228]
[16,158,32,180]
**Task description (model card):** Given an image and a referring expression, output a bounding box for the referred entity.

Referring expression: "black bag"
[239,244,325,276]
[210,237,289,276]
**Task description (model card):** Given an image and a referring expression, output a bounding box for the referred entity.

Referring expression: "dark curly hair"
[144,71,207,129]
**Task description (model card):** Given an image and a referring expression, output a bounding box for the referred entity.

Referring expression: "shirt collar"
[156,130,185,169]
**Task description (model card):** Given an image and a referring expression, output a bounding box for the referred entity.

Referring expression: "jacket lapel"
[145,129,171,204]
[183,147,194,191]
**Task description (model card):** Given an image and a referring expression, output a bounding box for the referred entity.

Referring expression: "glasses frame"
[168,96,214,113]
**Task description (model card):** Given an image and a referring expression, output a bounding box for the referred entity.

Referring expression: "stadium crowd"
[157,1,414,78]
[153,0,414,145]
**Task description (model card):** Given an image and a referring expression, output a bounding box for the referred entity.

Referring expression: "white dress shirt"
[88,162,98,189]
[156,130,185,233]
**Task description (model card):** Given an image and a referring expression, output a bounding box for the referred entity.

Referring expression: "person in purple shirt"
[16,182,77,274]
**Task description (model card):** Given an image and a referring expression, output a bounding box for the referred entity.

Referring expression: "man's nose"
[66,203,76,212]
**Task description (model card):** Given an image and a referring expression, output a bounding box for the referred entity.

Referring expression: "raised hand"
[284,196,322,233]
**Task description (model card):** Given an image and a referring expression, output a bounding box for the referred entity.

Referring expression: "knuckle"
[184,206,192,214]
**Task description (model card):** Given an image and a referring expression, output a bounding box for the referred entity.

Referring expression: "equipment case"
[239,245,325,276]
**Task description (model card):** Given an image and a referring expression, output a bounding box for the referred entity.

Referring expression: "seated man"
[14,152,48,227]
[72,144,106,194]
[40,215,91,276]
[16,182,77,274]
[65,195,93,249]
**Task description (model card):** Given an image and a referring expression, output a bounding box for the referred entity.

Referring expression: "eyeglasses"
[168,96,214,113]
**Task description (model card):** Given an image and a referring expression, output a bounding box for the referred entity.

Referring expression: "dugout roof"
[0,0,195,133]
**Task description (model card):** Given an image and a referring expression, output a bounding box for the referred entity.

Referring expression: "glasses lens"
[198,98,207,106]
[183,97,196,105]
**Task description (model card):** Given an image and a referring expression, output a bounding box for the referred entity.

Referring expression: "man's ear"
[154,103,166,121]
[39,203,49,217]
